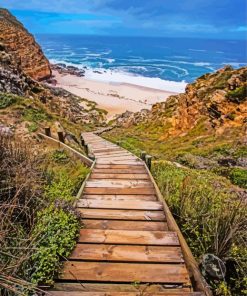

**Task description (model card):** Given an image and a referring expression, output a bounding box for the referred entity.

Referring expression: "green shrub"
[151,161,246,295]
[226,85,247,103]
[51,150,69,163]
[23,108,50,122]
[31,204,79,285]
[229,168,247,189]
[27,122,38,133]
[0,93,17,109]
[45,171,75,202]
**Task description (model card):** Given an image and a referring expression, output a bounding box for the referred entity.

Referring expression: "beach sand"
[53,70,177,119]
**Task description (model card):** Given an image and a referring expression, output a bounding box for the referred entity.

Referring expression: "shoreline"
[52,69,179,119]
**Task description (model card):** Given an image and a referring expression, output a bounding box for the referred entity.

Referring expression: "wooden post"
[44,127,51,137]
[116,140,121,146]
[57,131,64,143]
[80,136,85,147]
[85,144,89,155]
[88,154,95,161]
[145,155,152,170]
[140,151,146,161]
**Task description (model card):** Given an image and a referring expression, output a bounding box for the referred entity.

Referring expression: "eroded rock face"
[115,66,247,138]
[0,9,51,81]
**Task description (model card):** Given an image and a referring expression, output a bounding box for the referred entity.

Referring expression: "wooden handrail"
[38,133,93,167]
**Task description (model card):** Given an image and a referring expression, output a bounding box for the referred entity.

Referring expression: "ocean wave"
[188,49,207,52]
[84,68,187,93]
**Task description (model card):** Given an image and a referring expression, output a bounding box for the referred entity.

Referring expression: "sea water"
[36,34,247,92]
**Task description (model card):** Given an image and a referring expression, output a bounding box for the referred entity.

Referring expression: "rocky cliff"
[0,8,51,81]
[115,66,247,139]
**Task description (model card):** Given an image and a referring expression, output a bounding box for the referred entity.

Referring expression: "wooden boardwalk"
[49,132,206,296]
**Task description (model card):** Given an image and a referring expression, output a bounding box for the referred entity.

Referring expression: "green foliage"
[151,161,246,295]
[31,204,79,285]
[27,122,38,133]
[45,170,76,203]
[229,168,247,188]
[51,149,69,163]
[0,93,17,109]
[23,107,50,123]
[226,85,247,103]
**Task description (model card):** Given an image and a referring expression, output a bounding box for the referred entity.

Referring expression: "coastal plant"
[30,203,79,285]
[27,122,38,132]
[51,149,69,163]
[23,107,50,123]
[0,93,17,109]
[226,85,247,103]
[151,161,247,295]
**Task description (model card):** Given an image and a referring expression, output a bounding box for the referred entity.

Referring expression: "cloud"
[1,0,246,39]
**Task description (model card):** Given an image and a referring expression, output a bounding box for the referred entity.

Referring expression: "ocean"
[36,34,247,92]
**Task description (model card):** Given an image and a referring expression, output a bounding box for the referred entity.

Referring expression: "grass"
[151,161,247,295]
[0,139,89,294]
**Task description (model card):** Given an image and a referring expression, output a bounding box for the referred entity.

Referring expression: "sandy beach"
[53,70,177,119]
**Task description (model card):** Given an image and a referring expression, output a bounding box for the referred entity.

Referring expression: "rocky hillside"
[0,8,51,81]
[105,66,247,187]
[0,9,107,143]
[115,66,247,137]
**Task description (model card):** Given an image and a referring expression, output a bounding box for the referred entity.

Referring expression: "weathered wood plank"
[78,209,166,221]
[70,244,183,263]
[92,168,147,174]
[59,261,190,284]
[85,180,154,188]
[78,229,179,245]
[83,194,157,201]
[81,219,168,231]
[91,173,149,179]
[78,199,163,210]
[95,164,146,169]
[84,187,156,195]
[51,282,191,293]
[49,292,203,296]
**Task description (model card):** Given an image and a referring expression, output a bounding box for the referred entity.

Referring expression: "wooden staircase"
[48,132,206,296]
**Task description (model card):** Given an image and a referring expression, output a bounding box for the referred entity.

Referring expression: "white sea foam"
[188,49,207,52]
[84,68,187,93]
[50,59,187,93]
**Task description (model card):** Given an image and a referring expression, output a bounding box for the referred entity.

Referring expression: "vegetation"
[0,93,18,109]
[0,138,88,294]
[151,161,246,296]
[226,85,247,103]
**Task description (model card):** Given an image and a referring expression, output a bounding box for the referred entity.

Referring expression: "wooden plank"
[70,244,183,263]
[92,168,146,174]
[48,292,203,296]
[84,187,156,195]
[78,209,166,221]
[59,261,190,284]
[91,173,149,179]
[86,180,154,188]
[78,199,163,210]
[78,229,179,245]
[93,148,124,153]
[94,151,132,156]
[95,152,133,158]
[96,160,143,165]
[81,219,168,231]
[83,194,157,201]
[95,164,146,169]
[51,282,192,293]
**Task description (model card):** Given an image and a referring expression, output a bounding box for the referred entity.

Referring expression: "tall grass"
[152,161,247,295]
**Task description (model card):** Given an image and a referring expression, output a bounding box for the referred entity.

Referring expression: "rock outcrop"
[0,8,51,81]
[115,66,247,139]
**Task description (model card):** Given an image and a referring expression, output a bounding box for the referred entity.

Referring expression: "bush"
[51,150,69,163]
[27,122,38,133]
[23,108,50,122]
[31,203,79,285]
[0,93,17,109]
[229,168,247,189]
[226,85,247,103]
[152,161,246,295]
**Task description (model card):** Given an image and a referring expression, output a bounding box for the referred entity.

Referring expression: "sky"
[1,0,247,39]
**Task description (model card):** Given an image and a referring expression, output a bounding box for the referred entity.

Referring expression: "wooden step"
[70,244,184,263]
[84,187,156,195]
[83,194,157,201]
[92,168,147,174]
[58,261,190,284]
[78,199,163,210]
[95,164,146,169]
[79,209,166,221]
[81,219,168,231]
[78,229,179,245]
[51,282,192,293]
[90,173,149,180]
[49,292,203,296]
